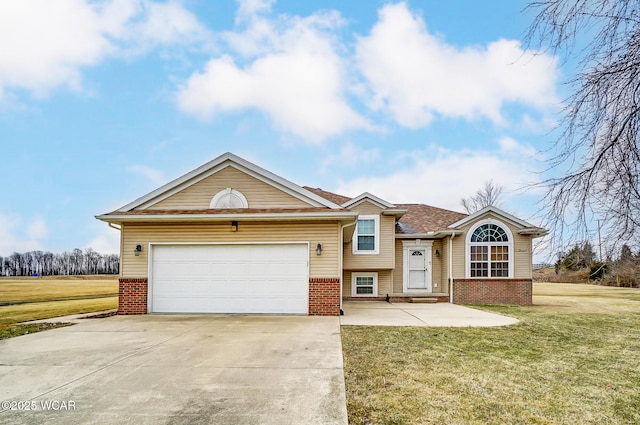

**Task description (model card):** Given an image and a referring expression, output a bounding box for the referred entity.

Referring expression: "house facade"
[97,152,547,316]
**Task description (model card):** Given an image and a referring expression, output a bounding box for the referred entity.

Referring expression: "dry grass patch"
[0,277,117,303]
[342,283,640,424]
[0,276,119,339]
[0,297,118,325]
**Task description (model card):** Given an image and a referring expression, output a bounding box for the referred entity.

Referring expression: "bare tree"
[461,180,504,214]
[525,0,640,248]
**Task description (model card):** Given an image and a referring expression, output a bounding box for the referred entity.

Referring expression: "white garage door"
[150,244,309,314]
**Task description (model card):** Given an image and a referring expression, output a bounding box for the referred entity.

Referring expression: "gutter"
[96,211,359,223]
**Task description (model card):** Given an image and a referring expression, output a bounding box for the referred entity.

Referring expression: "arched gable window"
[210,188,248,209]
[466,221,513,278]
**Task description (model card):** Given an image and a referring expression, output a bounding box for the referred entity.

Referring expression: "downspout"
[108,223,121,231]
[339,220,357,315]
[449,233,455,304]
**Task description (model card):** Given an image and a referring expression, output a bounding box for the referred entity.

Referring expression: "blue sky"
[0,0,565,258]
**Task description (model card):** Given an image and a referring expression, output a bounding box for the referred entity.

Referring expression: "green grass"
[0,276,118,339]
[342,282,640,424]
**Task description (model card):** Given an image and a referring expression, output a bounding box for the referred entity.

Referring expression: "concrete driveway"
[0,315,347,425]
[340,301,519,327]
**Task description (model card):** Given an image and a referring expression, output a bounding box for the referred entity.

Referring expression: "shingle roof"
[303,187,352,205]
[395,204,467,234]
[302,187,468,234]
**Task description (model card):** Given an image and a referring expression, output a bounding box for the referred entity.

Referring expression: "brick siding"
[308,277,341,316]
[118,278,148,314]
[452,279,532,305]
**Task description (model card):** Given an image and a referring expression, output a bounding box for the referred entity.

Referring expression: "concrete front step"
[410,297,439,304]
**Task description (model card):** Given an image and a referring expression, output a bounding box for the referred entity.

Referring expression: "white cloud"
[355,2,559,128]
[320,143,380,172]
[177,4,371,143]
[235,0,274,24]
[27,217,49,240]
[0,0,210,101]
[127,165,166,185]
[334,138,541,211]
[0,214,47,255]
[86,229,120,255]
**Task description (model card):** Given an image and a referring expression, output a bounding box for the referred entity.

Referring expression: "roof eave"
[96,211,359,224]
[517,228,549,238]
[395,230,464,239]
[382,209,408,219]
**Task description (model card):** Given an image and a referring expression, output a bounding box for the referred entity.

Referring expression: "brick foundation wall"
[118,278,148,315]
[452,279,532,305]
[309,277,341,316]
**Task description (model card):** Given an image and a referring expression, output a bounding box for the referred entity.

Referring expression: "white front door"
[402,241,433,293]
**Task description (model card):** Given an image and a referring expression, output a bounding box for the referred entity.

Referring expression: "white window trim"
[465,219,514,278]
[351,272,378,297]
[353,215,380,255]
[210,188,248,209]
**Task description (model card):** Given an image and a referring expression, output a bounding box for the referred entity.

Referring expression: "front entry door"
[407,247,432,292]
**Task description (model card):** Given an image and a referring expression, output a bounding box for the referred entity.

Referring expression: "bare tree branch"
[461,180,504,214]
[525,0,640,250]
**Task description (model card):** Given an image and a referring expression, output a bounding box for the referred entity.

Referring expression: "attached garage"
[150,243,309,314]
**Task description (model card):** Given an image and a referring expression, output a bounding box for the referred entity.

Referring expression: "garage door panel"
[151,244,309,314]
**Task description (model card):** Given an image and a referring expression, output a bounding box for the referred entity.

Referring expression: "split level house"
[97,152,547,316]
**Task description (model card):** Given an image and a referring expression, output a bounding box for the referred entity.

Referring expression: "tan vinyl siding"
[451,234,466,279]
[393,240,403,293]
[149,166,311,210]
[431,239,443,291]
[452,214,533,279]
[121,221,340,278]
[514,234,533,278]
[342,270,392,297]
[441,236,450,284]
[343,200,395,270]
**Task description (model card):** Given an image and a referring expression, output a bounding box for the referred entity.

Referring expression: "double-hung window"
[353,215,379,254]
[352,272,378,296]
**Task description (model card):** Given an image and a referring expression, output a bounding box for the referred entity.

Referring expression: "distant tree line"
[0,249,119,277]
[554,243,640,287]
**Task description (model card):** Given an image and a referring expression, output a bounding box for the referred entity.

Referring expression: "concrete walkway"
[340,301,519,327]
[1,315,347,425]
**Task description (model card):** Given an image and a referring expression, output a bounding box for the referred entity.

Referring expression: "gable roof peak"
[116,152,343,211]
[448,205,533,229]
[342,192,396,209]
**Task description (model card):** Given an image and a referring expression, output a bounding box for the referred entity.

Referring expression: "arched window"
[467,221,512,278]
[210,188,248,209]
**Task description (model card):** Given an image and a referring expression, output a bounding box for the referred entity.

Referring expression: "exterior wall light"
[231,221,238,232]
[134,244,143,256]
[316,243,323,256]
[435,249,440,257]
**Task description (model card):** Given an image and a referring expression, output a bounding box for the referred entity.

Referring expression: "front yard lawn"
[342,283,640,424]
[0,276,118,340]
